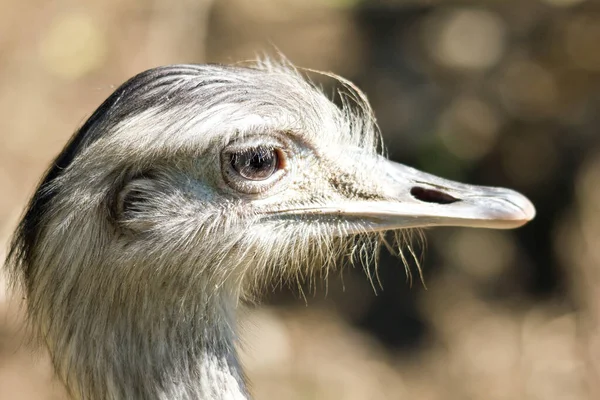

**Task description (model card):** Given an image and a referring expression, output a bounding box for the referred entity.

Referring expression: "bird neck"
[190,298,251,400]
[184,324,251,400]
[46,289,251,400]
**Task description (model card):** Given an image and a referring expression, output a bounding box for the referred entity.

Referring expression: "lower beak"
[289,157,536,231]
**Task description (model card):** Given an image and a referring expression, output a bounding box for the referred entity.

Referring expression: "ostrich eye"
[230,147,279,181]
[221,139,289,195]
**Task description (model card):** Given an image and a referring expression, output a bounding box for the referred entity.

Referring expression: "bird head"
[4,61,536,399]
[7,61,535,316]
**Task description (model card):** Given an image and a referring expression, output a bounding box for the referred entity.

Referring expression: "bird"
[4,60,535,400]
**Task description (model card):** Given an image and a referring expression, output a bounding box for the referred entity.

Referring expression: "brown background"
[1,0,599,399]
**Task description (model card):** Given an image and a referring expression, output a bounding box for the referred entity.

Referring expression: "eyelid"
[223,133,291,173]
[223,136,284,154]
[229,144,276,160]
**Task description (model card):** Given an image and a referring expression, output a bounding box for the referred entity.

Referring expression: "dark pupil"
[231,147,277,181]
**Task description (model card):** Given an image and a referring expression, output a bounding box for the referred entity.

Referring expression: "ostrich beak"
[344,158,536,230]
[279,157,536,231]
[355,158,536,230]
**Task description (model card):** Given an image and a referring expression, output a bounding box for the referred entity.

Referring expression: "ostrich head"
[5,62,535,400]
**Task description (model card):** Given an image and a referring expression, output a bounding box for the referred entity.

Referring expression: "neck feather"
[40,290,250,400]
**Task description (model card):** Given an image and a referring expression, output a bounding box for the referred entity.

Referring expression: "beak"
[276,157,536,232]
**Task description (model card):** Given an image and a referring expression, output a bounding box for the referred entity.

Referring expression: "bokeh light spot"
[497,58,559,120]
[445,230,517,283]
[424,8,506,70]
[564,14,600,72]
[39,12,107,80]
[438,96,502,161]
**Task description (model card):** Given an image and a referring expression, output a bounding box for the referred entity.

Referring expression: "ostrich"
[5,61,535,400]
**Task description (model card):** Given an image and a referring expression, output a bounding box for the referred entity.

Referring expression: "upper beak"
[279,157,536,231]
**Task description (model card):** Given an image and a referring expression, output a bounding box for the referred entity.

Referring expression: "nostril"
[410,187,460,204]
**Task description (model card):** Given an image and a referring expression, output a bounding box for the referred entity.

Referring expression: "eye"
[221,139,289,195]
[230,146,279,181]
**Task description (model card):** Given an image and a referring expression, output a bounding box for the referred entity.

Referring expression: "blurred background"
[0,0,598,399]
